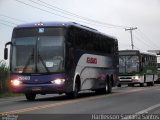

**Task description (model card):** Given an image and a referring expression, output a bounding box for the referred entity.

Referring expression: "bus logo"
[87,57,97,64]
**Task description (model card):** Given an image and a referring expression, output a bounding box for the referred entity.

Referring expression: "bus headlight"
[51,79,65,85]
[11,79,22,86]
[133,76,139,80]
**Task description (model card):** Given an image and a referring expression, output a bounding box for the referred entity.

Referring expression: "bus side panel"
[74,51,118,90]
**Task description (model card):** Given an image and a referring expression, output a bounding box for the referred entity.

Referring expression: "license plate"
[32,87,41,91]
[120,79,131,81]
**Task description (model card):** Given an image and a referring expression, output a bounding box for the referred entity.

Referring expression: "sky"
[0,0,160,61]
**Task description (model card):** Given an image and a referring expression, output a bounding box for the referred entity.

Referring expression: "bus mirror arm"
[4,42,12,60]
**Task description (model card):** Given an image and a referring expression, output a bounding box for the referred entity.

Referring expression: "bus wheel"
[96,79,112,94]
[106,79,112,93]
[25,93,36,101]
[128,84,134,87]
[150,82,154,86]
[147,82,154,86]
[117,83,121,87]
[66,82,79,99]
[140,83,144,87]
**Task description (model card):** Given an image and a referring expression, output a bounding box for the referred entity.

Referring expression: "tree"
[0,60,9,93]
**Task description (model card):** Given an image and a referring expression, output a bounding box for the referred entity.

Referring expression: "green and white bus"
[118,50,157,87]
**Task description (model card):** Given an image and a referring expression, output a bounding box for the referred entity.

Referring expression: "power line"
[137,29,159,49]
[33,0,130,29]
[134,46,140,51]
[14,0,107,28]
[0,22,14,28]
[15,0,130,29]
[0,19,17,25]
[18,0,124,28]
[0,14,27,23]
[135,30,159,49]
[133,33,156,50]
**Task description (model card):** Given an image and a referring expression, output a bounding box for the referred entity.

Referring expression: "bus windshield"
[119,56,139,74]
[11,28,65,74]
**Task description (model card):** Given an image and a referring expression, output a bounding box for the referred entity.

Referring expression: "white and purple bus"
[4,22,119,101]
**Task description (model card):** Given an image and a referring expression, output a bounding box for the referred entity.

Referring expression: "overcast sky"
[0,0,160,61]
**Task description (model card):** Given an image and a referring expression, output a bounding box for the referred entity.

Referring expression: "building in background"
[148,50,160,55]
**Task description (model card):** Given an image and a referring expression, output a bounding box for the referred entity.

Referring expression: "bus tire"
[66,81,79,99]
[106,79,112,93]
[128,83,134,87]
[96,78,112,94]
[117,83,121,87]
[151,81,154,86]
[148,81,154,86]
[140,83,144,87]
[25,93,36,101]
[147,82,150,86]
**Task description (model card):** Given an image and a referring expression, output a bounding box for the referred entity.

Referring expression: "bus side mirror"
[4,48,8,60]
[4,41,12,60]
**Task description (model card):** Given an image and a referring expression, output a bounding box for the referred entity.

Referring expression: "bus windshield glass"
[11,28,65,74]
[119,56,139,74]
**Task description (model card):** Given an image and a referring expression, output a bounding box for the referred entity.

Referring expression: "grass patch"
[0,92,23,98]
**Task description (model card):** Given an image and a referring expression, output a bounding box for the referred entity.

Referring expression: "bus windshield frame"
[119,55,140,74]
[11,27,66,74]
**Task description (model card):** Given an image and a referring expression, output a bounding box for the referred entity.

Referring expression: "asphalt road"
[0,84,160,120]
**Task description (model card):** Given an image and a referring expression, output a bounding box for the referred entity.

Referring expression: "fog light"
[51,79,65,85]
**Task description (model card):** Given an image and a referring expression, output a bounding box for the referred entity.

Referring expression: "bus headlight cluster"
[51,79,65,85]
[11,79,22,86]
[133,76,140,80]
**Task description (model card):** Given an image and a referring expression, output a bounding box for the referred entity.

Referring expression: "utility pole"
[125,27,137,50]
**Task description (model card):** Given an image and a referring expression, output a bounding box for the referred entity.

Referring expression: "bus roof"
[119,50,156,56]
[15,21,117,40]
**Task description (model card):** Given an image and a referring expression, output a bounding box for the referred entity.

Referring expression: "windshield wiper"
[38,54,50,73]
[22,48,34,74]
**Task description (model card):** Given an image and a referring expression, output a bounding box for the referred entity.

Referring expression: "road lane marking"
[122,104,160,120]
[136,103,160,114]
[0,88,145,115]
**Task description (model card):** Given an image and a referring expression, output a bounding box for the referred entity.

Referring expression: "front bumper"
[10,83,66,94]
[119,79,142,85]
